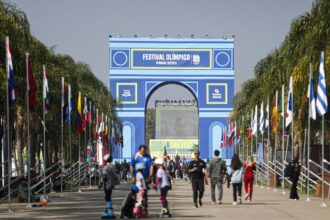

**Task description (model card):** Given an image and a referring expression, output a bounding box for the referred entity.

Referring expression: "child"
[134,163,147,218]
[102,154,119,219]
[120,185,139,219]
[153,158,172,217]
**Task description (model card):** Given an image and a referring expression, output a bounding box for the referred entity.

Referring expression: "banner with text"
[149,139,198,159]
[132,49,211,69]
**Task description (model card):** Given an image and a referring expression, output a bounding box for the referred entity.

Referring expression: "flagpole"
[242,116,245,160]
[251,109,253,156]
[256,105,258,187]
[78,91,82,193]
[68,84,72,192]
[282,84,285,195]
[26,52,32,208]
[5,36,13,214]
[274,91,278,192]
[307,63,312,201]
[84,97,87,164]
[321,115,326,207]
[89,101,92,189]
[267,98,270,190]
[60,77,64,193]
[42,65,47,195]
[292,79,294,161]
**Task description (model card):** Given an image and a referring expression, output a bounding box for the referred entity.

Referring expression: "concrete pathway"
[0,180,329,219]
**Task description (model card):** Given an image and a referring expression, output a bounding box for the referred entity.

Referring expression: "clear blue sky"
[11,0,314,94]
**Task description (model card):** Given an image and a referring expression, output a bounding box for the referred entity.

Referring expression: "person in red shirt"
[243,156,256,201]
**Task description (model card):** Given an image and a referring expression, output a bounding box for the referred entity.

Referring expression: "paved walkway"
[0,180,329,219]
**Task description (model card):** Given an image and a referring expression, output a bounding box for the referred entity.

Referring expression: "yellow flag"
[77,92,82,115]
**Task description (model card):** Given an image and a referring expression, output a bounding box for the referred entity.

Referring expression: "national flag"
[219,128,224,148]
[43,65,49,113]
[76,92,85,132]
[98,115,105,137]
[252,105,258,136]
[280,85,284,126]
[66,84,73,124]
[6,37,17,103]
[316,52,328,116]
[308,64,317,120]
[286,76,293,127]
[265,99,269,128]
[259,101,264,133]
[83,97,89,126]
[27,55,37,110]
[272,90,280,133]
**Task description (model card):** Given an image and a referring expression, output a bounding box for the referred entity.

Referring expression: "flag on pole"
[252,105,258,136]
[308,64,317,120]
[76,92,85,132]
[98,115,105,137]
[316,52,328,116]
[286,76,293,127]
[27,56,37,110]
[280,85,284,127]
[66,84,73,124]
[272,90,280,133]
[259,101,264,133]
[42,65,49,113]
[265,99,269,129]
[219,128,224,148]
[6,37,17,103]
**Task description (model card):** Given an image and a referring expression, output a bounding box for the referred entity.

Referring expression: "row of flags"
[222,51,327,157]
[4,36,122,148]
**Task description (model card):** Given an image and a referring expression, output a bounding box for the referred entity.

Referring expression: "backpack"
[284,163,293,178]
[231,167,245,184]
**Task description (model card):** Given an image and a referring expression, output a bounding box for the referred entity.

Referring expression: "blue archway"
[109,38,234,159]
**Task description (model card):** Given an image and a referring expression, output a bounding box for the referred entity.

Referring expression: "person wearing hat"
[153,157,172,217]
[188,150,208,208]
[120,185,139,219]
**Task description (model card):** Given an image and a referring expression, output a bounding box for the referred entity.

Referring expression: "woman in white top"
[153,158,172,217]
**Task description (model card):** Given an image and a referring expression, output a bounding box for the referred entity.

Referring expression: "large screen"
[155,106,198,139]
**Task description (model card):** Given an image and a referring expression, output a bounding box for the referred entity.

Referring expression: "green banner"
[149,139,198,159]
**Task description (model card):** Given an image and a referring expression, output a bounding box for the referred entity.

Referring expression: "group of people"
[101,145,302,218]
[187,149,256,207]
[101,144,172,219]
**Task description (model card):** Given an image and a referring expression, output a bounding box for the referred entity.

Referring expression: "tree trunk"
[14,107,24,176]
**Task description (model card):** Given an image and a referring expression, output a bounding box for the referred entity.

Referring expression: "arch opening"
[145,82,199,159]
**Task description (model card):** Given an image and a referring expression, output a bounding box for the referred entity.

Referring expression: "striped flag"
[66,84,73,124]
[316,52,328,116]
[265,99,269,128]
[259,101,264,133]
[286,76,293,127]
[252,105,258,136]
[6,37,17,103]
[308,64,317,120]
[42,65,49,113]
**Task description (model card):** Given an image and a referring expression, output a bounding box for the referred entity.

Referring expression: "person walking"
[130,145,153,216]
[208,150,227,205]
[102,154,119,219]
[243,156,256,202]
[230,154,244,205]
[188,150,208,208]
[289,158,301,200]
[122,159,129,183]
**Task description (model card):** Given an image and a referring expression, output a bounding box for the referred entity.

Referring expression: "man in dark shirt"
[188,150,208,208]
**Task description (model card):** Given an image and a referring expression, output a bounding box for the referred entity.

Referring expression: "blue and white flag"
[252,105,258,136]
[316,52,328,116]
[259,101,264,133]
[286,76,293,127]
[66,84,73,124]
[308,64,317,120]
[265,99,269,129]
[257,143,263,163]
